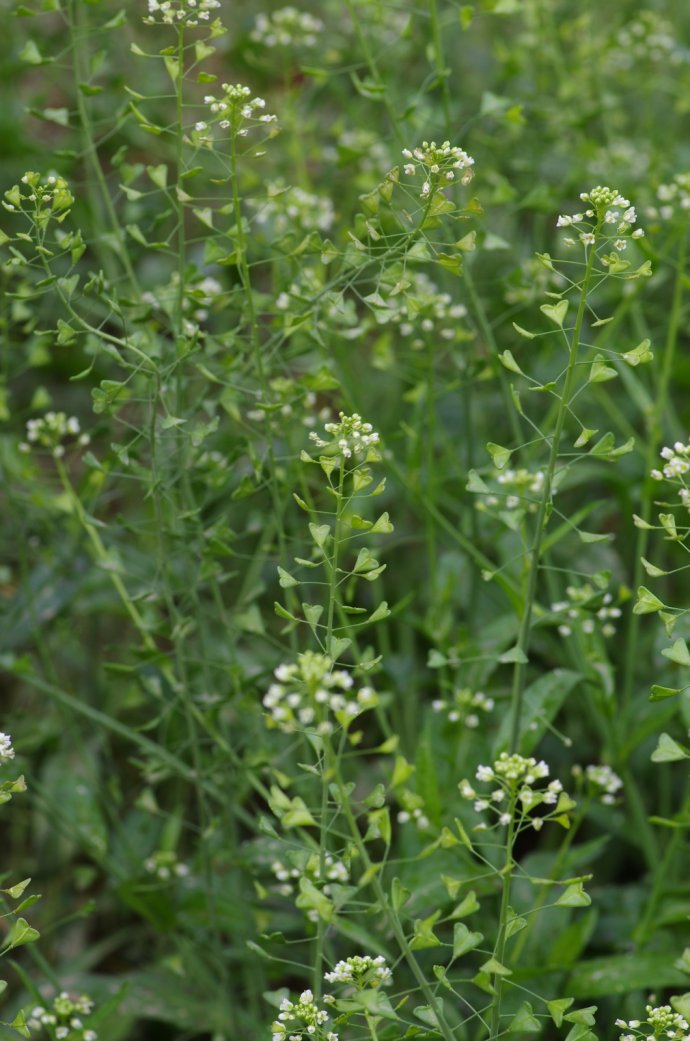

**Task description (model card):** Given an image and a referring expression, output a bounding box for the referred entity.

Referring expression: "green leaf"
[568,952,687,997]
[498,645,528,664]
[651,733,690,763]
[548,999,575,1027]
[633,586,665,615]
[641,557,668,578]
[370,511,394,533]
[302,603,323,629]
[391,877,410,911]
[146,164,168,188]
[328,636,351,659]
[337,988,400,1020]
[455,231,477,251]
[3,878,31,899]
[466,469,489,493]
[556,881,591,907]
[623,338,653,365]
[505,909,527,938]
[480,957,512,976]
[450,890,480,919]
[368,601,390,624]
[309,523,330,548]
[274,601,298,622]
[662,638,690,666]
[453,922,483,958]
[2,917,40,951]
[511,324,536,340]
[578,530,612,544]
[193,207,214,229]
[486,442,511,469]
[510,1002,541,1033]
[19,39,48,64]
[540,299,568,327]
[292,493,310,512]
[499,350,524,375]
[410,911,442,949]
[650,685,682,702]
[277,567,298,588]
[195,40,215,62]
[589,354,617,383]
[574,428,597,448]
[295,877,333,921]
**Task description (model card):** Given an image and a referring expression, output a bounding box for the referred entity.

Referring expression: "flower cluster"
[651,439,690,507]
[196,84,278,139]
[308,412,380,462]
[271,990,337,1041]
[370,271,469,350]
[608,12,688,72]
[247,382,332,429]
[647,173,690,223]
[28,993,96,1041]
[551,584,622,639]
[402,140,475,198]
[144,0,221,27]
[432,688,494,727]
[143,272,225,333]
[324,954,392,988]
[20,413,90,458]
[262,652,378,734]
[557,186,644,252]
[271,851,349,904]
[250,7,324,48]
[477,468,545,514]
[144,850,190,880]
[0,731,15,764]
[3,172,74,224]
[460,753,573,832]
[250,182,335,235]
[616,1004,690,1041]
[396,788,430,831]
[573,763,624,805]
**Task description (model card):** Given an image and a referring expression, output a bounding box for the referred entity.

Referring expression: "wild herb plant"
[3,1,690,1039]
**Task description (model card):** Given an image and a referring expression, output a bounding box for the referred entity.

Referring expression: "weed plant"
[2,1,690,1040]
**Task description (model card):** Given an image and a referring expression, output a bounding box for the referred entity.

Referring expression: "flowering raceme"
[402,140,475,198]
[308,412,380,462]
[144,0,221,27]
[0,731,14,764]
[262,652,378,734]
[459,753,574,832]
[556,185,645,252]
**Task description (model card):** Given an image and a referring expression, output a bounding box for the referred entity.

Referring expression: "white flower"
[0,731,15,763]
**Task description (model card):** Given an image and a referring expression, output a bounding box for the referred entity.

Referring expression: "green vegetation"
[3,2,690,1040]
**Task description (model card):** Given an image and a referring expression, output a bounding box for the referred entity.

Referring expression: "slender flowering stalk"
[507,185,646,752]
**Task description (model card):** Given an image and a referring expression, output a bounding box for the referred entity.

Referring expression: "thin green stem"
[622,225,687,709]
[54,457,155,650]
[428,0,452,128]
[489,809,516,1040]
[68,0,140,292]
[508,234,599,752]
[313,461,346,997]
[325,740,457,1041]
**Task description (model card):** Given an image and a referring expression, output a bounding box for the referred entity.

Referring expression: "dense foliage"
[2,2,690,1040]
